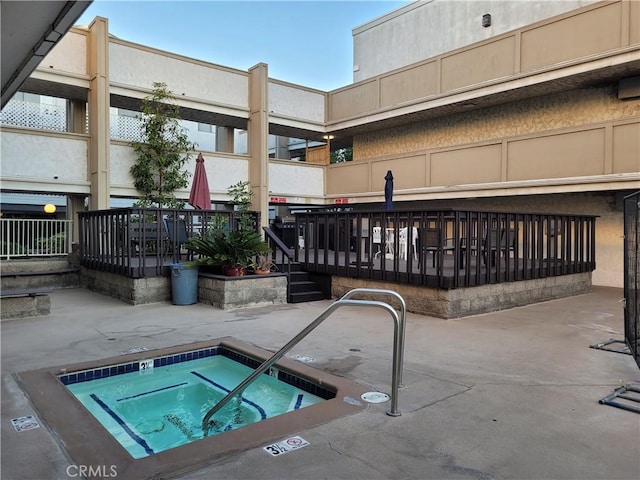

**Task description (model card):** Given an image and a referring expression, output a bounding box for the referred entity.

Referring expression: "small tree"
[227,180,254,229]
[130,82,195,208]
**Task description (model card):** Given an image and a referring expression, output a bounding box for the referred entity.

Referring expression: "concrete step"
[0,258,71,274]
[0,258,79,290]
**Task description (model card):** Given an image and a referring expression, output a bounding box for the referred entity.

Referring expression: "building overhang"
[1,0,92,108]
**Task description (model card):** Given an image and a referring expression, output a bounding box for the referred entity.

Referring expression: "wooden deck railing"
[293,208,597,289]
[78,207,596,290]
[78,208,260,278]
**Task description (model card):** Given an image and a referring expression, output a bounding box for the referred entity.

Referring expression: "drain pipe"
[202,296,404,436]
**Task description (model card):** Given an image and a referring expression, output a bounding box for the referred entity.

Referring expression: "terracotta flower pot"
[223,265,245,276]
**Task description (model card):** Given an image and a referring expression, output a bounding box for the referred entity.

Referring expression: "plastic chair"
[423,229,455,267]
[372,227,382,258]
[399,227,419,261]
[385,228,396,256]
[163,218,190,260]
[481,229,516,266]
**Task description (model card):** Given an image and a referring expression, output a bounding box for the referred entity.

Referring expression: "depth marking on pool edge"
[263,436,309,456]
[139,359,154,373]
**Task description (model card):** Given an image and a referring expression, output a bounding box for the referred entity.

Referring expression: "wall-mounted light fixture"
[482,14,491,27]
[44,203,56,214]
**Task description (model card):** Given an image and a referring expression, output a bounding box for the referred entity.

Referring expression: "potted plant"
[185,223,270,276]
[185,181,270,276]
[253,253,276,275]
[222,229,270,275]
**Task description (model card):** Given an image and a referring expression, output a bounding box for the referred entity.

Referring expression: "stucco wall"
[353,0,598,82]
[109,142,249,200]
[268,81,325,123]
[109,42,249,109]
[40,29,88,76]
[268,161,324,198]
[0,130,89,191]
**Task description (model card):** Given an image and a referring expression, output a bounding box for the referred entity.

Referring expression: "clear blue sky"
[76,0,411,91]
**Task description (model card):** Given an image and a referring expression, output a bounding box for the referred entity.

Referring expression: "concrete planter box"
[198,272,288,310]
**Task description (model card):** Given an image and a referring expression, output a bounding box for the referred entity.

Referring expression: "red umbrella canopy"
[188,153,211,210]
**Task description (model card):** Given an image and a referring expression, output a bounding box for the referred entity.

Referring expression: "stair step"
[289,271,309,282]
[289,280,318,293]
[289,290,326,303]
[272,257,326,304]
[275,261,305,271]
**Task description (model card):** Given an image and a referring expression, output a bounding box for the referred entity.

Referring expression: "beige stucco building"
[1,0,639,288]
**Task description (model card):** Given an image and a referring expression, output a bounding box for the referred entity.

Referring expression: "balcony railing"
[294,209,597,289]
[0,99,67,132]
[78,208,260,278]
[0,218,72,259]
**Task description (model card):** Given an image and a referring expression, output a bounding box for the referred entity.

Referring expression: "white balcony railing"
[0,99,67,131]
[0,219,72,259]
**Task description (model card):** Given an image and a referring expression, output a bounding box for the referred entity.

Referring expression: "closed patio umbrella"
[383,170,394,211]
[188,153,210,210]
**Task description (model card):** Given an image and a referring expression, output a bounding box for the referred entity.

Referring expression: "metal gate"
[624,191,640,369]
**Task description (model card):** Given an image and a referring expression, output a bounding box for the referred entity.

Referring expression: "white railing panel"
[0,219,72,259]
[110,114,144,142]
[0,99,67,132]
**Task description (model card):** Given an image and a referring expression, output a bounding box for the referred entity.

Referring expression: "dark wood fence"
[78,208,260,278]
[79,207,596,290]
[293,208,597,289]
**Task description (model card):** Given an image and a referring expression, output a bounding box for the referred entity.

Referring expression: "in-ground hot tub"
[17,337,369,479]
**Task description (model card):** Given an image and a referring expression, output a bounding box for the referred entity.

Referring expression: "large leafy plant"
[185,182,269,271]
[186,228,269,268]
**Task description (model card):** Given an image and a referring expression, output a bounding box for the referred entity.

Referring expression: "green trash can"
[169,263,198,305]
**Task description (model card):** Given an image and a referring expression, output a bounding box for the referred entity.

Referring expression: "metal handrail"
[263,226,292,299]
[202,289,406,436]
[338,288,407,386]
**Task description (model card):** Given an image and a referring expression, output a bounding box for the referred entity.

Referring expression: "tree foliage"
[330,147,353,164]
[130,82,195,208]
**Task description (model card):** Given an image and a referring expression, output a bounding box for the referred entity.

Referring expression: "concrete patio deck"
[1,286,639,479]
